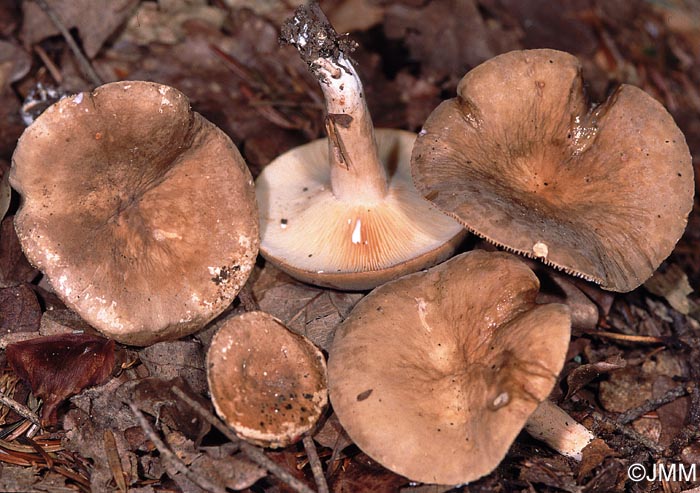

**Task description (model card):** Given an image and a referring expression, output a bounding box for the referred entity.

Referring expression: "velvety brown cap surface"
[328,250,571,484]
[10,81,259,345]
[256,129,465,290]
[412,49,694,292]
[207,311,328,448]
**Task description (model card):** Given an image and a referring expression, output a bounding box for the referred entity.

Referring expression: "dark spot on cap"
[356,389,373,401]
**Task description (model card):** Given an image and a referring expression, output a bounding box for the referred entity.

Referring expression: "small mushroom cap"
[256,129,465,290]
[10,81,259,345]
[412,49,694,292]
[207,311,328,448]
[328,250,571,484]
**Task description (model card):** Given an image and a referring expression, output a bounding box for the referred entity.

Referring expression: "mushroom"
[328,249,592,484]
[255,4,465,290]
[10,81,259,345]
[411,49,694,292]
[206,310,328,448]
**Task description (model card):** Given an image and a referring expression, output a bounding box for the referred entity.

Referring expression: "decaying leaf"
[328,451,408,493]
[653,375,690,448]
[0,464,74,493]
[312,412,351,452]
[645,263,696,315]
[252,263,362,350]
[599,366,653,414]
[65,377,139,491]
[165,430,266,492]
[39,308,97,337]
[138,341,207,396]
[0,283,41,334]
[117,377,210,443]
[578,439,616,480]
[0,159,10,220]
[119,0,226,46]
[384,0,517,80]
[21,0,139,58]
[221,0,304,26]
[7,333,115,425]
[565,355,627,399]
[518,456,578,492]
[0,216,38,288]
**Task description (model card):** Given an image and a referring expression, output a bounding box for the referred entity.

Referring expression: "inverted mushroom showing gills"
[207,311,328,448]
[412,49,694,292]
[10,81,259,345]
[328,250,578,484]
[255,4,465,290]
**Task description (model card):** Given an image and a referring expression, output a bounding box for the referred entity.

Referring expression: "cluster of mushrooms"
[7,3,694,487]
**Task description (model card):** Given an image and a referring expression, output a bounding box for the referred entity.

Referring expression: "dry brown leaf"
[119,0,226,46]
[599,366,653,414]
[0,40,31,89]
[645,263,696,315]
[0,465,74,493]
[39,308,97,337]
[165,430,266,492]
[481,0,598,55]
[0,283,41,333]
[325,0,385,33]
[118,377,210,443]
[653,375,690,448]
[577,439,616,480]
[384,0,517,80]
[21,0,139,58]
[328,451,408,493]
[518,456,577,492]
[138,341,207,396]
[65,377,140,491]
[312,412,351,451]
[252,263,363,350]
[221,0,304,26]
[565,355,627,399]
[7,333,115,425]
[0,216,38,288]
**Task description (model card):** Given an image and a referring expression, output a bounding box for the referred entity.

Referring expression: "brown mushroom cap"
[328,250,571,484]
[10,81,259,345]
[207,311,328,448]
[256,129,465,290]
[411,49,694,292]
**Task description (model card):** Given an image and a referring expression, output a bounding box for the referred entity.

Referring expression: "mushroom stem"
[524,399,595,460]
[282,4,387,204]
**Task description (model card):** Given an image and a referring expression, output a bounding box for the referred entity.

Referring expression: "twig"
[303,435,329,493]
[668,345,700,456]
[103,429,128,492]
[171,386,316,493]
[584,330,666,344]
[32,0,103,87]
[588,408,664,455]
[128,403,227,493]
[0,390,41,427]
[617,385,690,425]
[33,45,63,84]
